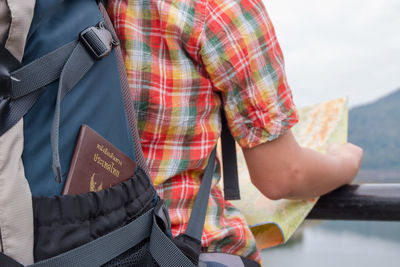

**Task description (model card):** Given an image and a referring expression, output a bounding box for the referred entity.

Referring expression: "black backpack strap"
[0,252,24,267]
[0,44,22,136]
[220,109,241,200]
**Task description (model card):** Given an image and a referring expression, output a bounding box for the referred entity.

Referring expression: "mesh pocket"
[102,238,159,267]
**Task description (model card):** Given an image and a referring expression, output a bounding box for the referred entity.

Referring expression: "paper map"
[226,98,348,250]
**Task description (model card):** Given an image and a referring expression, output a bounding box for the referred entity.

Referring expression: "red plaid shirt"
[108,0,298,262]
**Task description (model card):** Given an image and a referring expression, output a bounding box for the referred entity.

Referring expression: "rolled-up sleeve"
[200,0,298,148]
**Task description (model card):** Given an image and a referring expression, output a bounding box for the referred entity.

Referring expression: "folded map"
[220,97,348,249]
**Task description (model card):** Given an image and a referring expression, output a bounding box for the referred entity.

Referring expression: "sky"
[264,0,400,108]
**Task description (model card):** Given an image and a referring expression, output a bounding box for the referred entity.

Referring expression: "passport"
[62,125,136,195]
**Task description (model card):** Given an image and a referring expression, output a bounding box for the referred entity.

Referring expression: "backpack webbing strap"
[4,41,77,141]
[14,40,95,183]
[184,116,241,237]
[185,147,217,242]
[220,109,241,200]
[50,41,96,182]
[0,43,35,138]
[183,110,241,254]
[10,41,77,99]
[9,22,116,183]
[150,211,195,267]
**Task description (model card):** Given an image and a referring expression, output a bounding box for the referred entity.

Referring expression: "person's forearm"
[243,130,362,200]
[283,146,359,199]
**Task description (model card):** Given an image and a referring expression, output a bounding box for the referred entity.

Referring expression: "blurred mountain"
[348,88,400,172]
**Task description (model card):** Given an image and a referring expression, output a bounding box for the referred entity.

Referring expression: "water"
[261,220,400,267]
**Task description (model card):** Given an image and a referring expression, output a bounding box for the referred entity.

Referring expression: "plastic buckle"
[79,22,116,60]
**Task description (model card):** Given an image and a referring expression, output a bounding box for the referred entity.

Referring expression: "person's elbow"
[250,161,303,200]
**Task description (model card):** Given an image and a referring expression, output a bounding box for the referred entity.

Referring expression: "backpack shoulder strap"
[220,108,241,200]
[182,103,241,254]
[185,148,217,241]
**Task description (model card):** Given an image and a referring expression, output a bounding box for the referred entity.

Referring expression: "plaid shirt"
[108,0,298,262]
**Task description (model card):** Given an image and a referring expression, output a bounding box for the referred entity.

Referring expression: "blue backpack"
[0,1,258,266]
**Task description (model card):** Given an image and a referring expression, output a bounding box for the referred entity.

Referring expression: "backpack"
[0,1,259,266]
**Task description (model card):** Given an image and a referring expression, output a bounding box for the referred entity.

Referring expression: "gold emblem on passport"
[89,173,103,192]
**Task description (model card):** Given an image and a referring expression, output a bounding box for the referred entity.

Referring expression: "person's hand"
[244,130,365,199]
[326,143,363,183]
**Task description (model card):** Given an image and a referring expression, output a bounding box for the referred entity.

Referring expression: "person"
[107,0,363,264]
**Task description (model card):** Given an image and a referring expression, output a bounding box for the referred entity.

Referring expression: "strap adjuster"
[79,22,118,60]
[0,44,21,98]
[154,198,172,237]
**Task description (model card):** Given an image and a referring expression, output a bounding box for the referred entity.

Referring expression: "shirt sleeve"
[199,0,298,148]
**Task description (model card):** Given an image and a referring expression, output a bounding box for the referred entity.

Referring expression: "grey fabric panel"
[0,1,10,44]
[149,214,195,267]
[199,253,244,267]
[185,148,216,242]
[0,0,36,264]
[4,0,35,61]
[0,120,34,265]
[28,208,154,267]
[98,3,150,177]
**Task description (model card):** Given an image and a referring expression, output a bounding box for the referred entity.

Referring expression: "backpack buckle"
[79,22,117,60]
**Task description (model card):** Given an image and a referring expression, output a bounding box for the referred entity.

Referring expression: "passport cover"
[62,125,136,195]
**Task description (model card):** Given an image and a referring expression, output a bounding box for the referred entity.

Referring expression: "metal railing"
[306,184,400,221]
